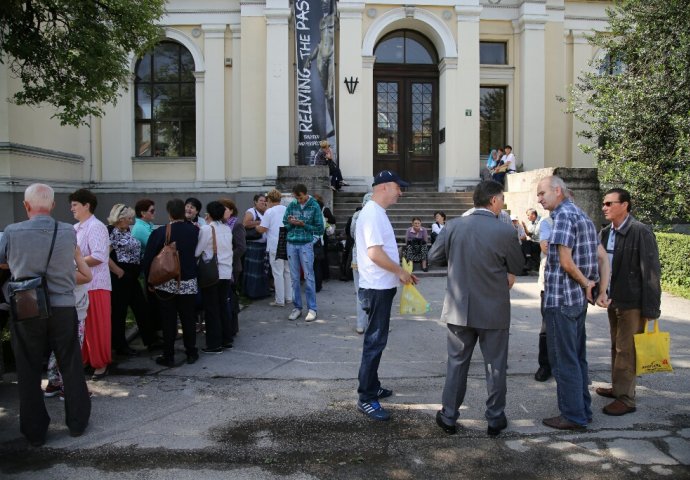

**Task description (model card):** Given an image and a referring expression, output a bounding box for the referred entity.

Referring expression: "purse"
[197,225,220,288]
[8,220,58,321]
[634,319,673,375]
[245,208,263,241]
[276,226,288,261]
[148,223,181,287]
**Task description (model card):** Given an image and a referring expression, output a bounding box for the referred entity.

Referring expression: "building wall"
[0,0,612,227]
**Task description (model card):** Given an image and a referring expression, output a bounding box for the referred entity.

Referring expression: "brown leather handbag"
[148,223,181,287]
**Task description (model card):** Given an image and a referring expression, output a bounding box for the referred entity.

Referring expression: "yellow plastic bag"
[400,259,430,315]
[634,319,673,375]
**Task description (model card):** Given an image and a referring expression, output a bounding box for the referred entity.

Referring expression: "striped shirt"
[544,199,599,308]
[75,215,112,291]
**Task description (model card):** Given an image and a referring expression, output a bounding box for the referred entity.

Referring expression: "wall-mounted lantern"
[344,76,359,94]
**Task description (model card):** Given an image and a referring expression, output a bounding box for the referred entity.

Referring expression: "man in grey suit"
[428,180,524,436]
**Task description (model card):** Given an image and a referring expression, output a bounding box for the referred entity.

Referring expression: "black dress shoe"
[155,355,175,367]
[534,366,551,382]
[91,367,109,381]
[222,342,233,349]
[435,411,457,435]
[487,417,508,437]
[147,341,165,352]
[186,354,199,365]
[116,346,139,357]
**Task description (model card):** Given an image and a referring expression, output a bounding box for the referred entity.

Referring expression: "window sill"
[132,157,196,163]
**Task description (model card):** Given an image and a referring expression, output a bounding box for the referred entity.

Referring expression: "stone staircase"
[328,191,474,278]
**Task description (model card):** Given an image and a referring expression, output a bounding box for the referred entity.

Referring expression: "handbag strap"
[44,220,59,275]
[165,223,172,245]
[210,225,217,254]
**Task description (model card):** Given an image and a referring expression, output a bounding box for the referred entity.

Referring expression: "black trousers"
[157,293,197,360]
[228,281,240,337]
[202,279,232,349]
[111,266,154,348]
[538,291,550,369]
[10,306,91,443]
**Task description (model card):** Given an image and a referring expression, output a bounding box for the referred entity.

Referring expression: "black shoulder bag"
[8,220,58,321]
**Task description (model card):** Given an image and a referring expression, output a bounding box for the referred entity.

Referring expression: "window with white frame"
[134,41,196,158]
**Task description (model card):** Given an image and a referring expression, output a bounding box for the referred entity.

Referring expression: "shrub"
[656,232,690,299]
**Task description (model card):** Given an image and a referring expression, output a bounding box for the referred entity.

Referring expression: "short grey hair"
[24,183,54,210]
[526,208,537,216]
[548,175,568,193]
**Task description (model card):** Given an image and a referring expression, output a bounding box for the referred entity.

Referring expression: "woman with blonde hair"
[107,204,157,356]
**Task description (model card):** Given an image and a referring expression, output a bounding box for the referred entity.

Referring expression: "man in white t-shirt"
[355,170,417,421]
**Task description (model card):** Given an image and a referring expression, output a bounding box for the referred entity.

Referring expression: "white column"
[569,29,594,168]
[338,2,367,185]
[361,55,375,184]
[265,2,291,179]
[450,1,481,190]
[514,2,547,171]
[201,24,227,182]
[229,24,242,184]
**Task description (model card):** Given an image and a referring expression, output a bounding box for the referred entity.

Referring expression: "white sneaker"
[305,309,317,322]
[288,308,302,321]
[269,301,285,307]
[356,327,364,334]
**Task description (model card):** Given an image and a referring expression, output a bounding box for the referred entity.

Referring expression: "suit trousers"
[10,307,91,443]
[440,324,509,427]
[607,307,646,407]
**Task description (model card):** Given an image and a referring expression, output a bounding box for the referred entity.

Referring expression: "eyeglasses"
[602,201,622,207]
[148,208,155,213]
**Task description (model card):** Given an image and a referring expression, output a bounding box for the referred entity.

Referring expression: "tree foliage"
[570,0,690,224]
[0,0,165,126]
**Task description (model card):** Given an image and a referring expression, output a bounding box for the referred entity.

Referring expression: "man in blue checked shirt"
[537,176,609,431]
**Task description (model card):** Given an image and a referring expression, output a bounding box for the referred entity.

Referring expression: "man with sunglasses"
[597,188,661,416]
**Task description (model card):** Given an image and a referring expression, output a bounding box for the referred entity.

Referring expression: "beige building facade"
[0,0,611,224]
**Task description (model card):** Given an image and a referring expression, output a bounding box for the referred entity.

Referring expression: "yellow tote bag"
[634,319,673,375]
[400,259,430,315]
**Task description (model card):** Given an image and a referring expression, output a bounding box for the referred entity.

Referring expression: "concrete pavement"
[0,274,688,478]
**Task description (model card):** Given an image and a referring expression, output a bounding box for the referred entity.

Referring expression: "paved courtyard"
[0,275,688,478]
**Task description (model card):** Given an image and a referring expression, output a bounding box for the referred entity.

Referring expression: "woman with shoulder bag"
[142,199,200,367]
[195,201,234,353]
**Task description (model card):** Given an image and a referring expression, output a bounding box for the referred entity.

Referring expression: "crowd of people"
[0,173,662,446]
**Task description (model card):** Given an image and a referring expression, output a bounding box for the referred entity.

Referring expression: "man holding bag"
[0,184,91,446]
[355,171,416,421]
[428,180,524,436]
[597,188,661,416]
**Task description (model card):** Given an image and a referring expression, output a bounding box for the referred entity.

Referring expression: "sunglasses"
[602,201,622,207]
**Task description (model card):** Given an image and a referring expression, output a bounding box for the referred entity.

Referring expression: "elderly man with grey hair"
[0,184,91,447]
[537,175,609,431]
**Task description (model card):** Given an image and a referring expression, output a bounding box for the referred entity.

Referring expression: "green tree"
[0,0,165,126]
[570,0,690,224]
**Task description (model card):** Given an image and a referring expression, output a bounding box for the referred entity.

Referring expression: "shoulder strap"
[165,223,171,245]
[210,225,217,254]
[44,220,59,274]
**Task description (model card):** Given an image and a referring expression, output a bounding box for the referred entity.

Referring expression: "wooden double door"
[374,71,438,187]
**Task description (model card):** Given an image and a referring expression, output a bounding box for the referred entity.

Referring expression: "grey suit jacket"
[427,209,524,329]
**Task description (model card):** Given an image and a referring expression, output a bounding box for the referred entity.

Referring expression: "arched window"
[134,41,196,158]
[374,30,437,65]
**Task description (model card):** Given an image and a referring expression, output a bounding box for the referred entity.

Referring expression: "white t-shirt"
[259,204,287,253]
[501,153,516,172]
[355,200,399,290]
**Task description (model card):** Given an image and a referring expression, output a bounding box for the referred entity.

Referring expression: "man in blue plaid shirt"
[537,176,608,430]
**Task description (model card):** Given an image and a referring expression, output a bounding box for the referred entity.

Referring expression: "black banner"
[294,0,337,165]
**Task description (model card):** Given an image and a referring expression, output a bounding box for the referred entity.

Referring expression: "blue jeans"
[357,287,397,402]
[287,242,317,312]
[544,303,592,426]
